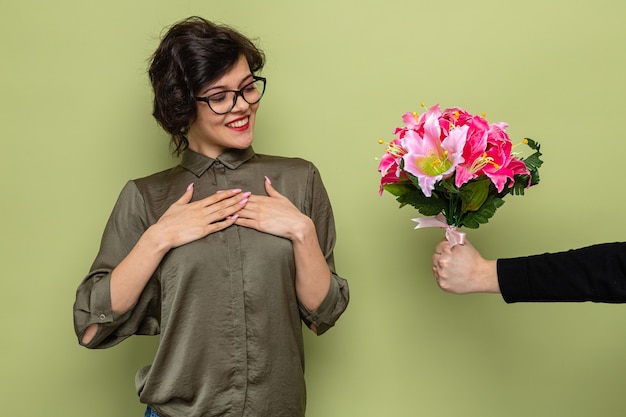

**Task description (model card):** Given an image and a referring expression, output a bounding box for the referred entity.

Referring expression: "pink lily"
[377,138,407,195]
[401,112,468,197]
[453,116,490,187]
[481,123,530,192]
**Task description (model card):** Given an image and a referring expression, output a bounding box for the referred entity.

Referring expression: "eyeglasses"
[195,76,266,114]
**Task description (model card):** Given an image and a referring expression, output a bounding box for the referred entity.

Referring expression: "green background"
[2,0,625,416]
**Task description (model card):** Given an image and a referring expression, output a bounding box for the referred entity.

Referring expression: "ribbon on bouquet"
[411,214,466,247]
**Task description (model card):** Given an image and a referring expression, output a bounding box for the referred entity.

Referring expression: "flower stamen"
[385,142,407,158]
[469,152,496,173]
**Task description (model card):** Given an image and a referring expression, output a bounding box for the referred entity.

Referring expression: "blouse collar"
[181,147,256,177]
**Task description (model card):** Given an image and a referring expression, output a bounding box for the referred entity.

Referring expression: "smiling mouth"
[226,117,249,128]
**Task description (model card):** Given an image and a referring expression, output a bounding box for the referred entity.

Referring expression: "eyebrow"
[200,73,254,96]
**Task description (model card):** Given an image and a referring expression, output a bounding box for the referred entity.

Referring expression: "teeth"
[227,117,248,128]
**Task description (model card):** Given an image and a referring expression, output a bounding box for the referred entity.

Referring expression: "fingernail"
[239,198,248,205]
[232,188,242,193]
[187,183,194,191]
[229,214,239,220]
[264,176,271,185]
[242,191,252,198]
[216,190,223,193]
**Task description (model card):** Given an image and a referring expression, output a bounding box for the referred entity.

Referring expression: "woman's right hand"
[82,184,250,341]
[152,183,249,250]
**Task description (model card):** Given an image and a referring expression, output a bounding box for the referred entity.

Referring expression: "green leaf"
[460,197,505,228]
[396,189,446,216]
[524,137,541,152]
[436,179,461,195]
[521,138,544,187]
[459,179,491,212]
[501,175,530,197]
[382,182,414,197]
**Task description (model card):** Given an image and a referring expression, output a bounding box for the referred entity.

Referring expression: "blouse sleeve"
[497,242,626,303]
[73,181,161,349]
[297,163,350,335]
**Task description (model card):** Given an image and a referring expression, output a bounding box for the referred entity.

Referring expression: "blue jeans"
[144,406,160,417]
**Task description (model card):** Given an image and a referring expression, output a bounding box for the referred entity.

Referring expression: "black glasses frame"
[195,76,266,114]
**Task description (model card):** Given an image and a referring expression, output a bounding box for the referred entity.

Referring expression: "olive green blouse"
[73,147,350,417]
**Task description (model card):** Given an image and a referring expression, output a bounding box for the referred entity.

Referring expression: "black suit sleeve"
[497,242,626,303]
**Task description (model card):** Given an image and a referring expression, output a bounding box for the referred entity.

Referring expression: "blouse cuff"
[298,274,349,335]
[74,270,130,347]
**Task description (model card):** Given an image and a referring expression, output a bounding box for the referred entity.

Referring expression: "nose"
[231,91,250,112]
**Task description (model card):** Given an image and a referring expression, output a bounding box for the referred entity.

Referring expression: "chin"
[231,135,254,149]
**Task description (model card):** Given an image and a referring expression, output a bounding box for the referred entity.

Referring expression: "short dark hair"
[148,16,265,156]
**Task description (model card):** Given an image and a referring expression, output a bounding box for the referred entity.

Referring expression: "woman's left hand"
[234,177,311,241]
[237,176,331,315]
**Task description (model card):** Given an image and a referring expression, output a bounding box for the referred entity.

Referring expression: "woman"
[73,16,349,417]
[432,239,626,303]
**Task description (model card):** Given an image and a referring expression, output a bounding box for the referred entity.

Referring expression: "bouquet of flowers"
[378,103,543,246]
